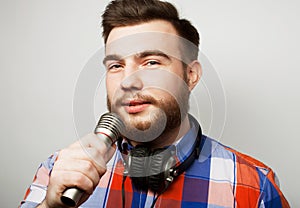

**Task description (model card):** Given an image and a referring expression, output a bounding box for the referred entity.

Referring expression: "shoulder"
[193,135,278,190]
[199,135,272,174]
[188,136,290,207]
[223,142,272,175]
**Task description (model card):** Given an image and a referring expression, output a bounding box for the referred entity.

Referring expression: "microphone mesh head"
[95,113,124,141]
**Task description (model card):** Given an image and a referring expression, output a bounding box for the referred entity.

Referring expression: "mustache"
[114,93,158,106]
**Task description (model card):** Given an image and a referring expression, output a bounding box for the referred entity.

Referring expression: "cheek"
[106,77,118,100]
[106,72,124,91]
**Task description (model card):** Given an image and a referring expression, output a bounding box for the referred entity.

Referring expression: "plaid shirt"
[20,119,290,208]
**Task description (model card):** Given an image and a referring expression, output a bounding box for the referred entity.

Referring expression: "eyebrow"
[102,50,171,65]
[136,50,171,60]
[102,54,122,65]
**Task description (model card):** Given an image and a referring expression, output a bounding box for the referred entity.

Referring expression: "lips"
[122,99,151,114]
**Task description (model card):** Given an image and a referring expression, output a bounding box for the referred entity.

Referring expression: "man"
[20,0,290,207]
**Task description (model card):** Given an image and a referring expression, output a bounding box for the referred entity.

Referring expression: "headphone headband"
[169,124,202,179]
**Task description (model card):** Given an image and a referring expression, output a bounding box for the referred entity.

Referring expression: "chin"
[120,109,168,143]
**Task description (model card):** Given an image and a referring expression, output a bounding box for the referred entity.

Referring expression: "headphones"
[119,118,202,194]
[127,145,176,193]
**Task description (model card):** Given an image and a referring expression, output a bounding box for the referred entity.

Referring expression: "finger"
[69,133,114,151]
[53,159,100,189]
[67,133,116,162]
[46,170,94,208]
[51,169,95,195]
[80,133,117,154]
[57,147,109,176]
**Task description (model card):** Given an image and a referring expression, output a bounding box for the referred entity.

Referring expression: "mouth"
[122,99,151,114]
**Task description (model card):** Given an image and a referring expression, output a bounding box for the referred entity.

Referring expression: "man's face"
[104,20,191,142]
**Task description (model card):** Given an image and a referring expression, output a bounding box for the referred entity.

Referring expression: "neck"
[130,115,191,149]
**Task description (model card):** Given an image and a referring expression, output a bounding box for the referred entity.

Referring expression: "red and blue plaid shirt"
[20,120,290,207]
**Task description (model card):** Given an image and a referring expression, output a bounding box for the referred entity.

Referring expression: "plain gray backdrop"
[1,0,299,207]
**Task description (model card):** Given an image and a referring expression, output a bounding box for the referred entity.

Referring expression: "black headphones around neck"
[119,117,202,194]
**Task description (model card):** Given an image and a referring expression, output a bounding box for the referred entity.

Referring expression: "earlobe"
[186,60,202,91]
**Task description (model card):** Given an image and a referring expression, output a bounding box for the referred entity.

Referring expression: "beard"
[106,86,190,143]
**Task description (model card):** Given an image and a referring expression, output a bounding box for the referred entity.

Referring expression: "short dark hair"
[102,0,200,61]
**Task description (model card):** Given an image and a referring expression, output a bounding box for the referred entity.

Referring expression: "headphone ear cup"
[128,146,149,191]
[148,148,173,193]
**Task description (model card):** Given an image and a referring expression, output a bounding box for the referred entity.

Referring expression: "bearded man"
[20,1,289,207]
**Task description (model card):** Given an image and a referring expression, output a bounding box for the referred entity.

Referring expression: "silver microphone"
[61,112,123,207]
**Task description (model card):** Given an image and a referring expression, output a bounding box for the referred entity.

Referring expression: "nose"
[120,68,144,91]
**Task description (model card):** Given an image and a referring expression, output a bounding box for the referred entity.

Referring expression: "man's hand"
[38,133,116,208]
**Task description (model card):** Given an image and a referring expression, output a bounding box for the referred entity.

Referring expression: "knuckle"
[58,148,69,158]
[72,172,87,185]
[82,160,94,172]
[72,173,94,194]
[87,147,100,158]
[85,148,103,164]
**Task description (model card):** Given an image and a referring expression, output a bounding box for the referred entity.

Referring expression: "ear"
[186,60,202,91]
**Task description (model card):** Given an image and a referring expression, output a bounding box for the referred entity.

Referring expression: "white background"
[1,0,299,207]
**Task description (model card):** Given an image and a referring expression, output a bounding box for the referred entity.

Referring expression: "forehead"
[105,20,182,60]
[107,20,178,43]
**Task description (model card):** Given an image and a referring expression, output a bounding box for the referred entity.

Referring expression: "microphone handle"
[61,188,83,207]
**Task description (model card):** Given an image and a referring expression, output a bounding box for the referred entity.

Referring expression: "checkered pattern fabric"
[20,120,290,207]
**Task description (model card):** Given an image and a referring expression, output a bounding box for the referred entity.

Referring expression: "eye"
[144,60,160,68]
[107,63,123,72]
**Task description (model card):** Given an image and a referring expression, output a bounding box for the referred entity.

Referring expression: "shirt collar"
[174,120,197,163]
[119,115,199,165]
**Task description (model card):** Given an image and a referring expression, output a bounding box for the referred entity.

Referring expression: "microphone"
[60,112,123,207]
